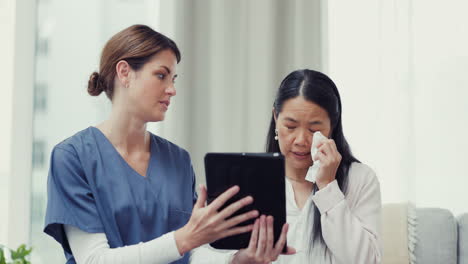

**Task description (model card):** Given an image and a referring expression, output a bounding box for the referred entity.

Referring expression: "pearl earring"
[274,129,278,140]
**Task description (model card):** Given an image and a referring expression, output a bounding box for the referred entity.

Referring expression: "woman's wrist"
[229,251,239,264]
[174,226,194,255]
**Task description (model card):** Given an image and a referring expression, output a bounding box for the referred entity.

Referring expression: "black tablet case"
[204,152,287,251]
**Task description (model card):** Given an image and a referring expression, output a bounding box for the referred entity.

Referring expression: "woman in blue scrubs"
[44,24,259,264]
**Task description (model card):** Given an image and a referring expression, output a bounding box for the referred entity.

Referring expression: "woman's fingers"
[194,184,207,209]
[221,223,254,238]
[230,217,295,263]
[219,209,258,230]
[318,140,332,155]
[318,140,342,166]
[324,139,338,156]
[192,185,296,262]
[217,195,254,221]
[208,185,240,211]
[318,139,340,158]
[328,139,339,153]
[284,246,297,255]
[247,218,260,251]
[274,223,294,255]
[313,150,326,163]
[256,215,267,257]
[320,143,331,157]
[265,216,274,256]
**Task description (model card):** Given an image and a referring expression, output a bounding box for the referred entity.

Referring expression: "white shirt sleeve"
[311,163,382,264]
[64,224,183,264]
[189,244,236,264]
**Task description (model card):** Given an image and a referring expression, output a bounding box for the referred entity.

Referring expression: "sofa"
[414,208,467,264]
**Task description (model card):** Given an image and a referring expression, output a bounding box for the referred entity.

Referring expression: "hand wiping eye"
[305,131,327,183]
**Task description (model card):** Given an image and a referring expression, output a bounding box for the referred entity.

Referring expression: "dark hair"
[266,69,359,249]
[87,24,181,100]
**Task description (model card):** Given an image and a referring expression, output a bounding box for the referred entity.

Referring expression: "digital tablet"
[204,152,287,251]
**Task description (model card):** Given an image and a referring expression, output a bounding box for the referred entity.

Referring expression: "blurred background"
[1,0,467,262]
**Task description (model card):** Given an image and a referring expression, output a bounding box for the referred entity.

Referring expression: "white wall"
[326,0,413,204]
[411,0,468,214]
[0,0,36,248]
[326,0,468,215]
[0,0,16,246]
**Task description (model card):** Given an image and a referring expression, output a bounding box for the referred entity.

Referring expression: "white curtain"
[155,0,468,215]
[153,0,324,182]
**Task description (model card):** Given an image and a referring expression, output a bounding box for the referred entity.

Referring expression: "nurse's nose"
[166,83,176,97]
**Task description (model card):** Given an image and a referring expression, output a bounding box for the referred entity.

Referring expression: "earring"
[274,129,278,140]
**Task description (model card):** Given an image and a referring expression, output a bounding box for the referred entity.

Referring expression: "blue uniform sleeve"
[191,164,198,205]
[44,145,104,254]
[185,150,198,206]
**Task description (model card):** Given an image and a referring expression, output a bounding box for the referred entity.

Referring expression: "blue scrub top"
[44,127,197,264]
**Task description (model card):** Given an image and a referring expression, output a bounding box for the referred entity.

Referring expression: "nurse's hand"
[230,215,295,264]
[174,185,259,255]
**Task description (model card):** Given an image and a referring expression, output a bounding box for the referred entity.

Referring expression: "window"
[32,140,45,169]
[30,1,159,263]
[34,82,47,112]
[36,37,49,57]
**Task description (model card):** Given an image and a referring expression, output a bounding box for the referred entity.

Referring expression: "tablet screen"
[204,152,287,251]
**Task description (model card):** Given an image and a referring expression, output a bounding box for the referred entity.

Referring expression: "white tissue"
[305,131,327,183]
